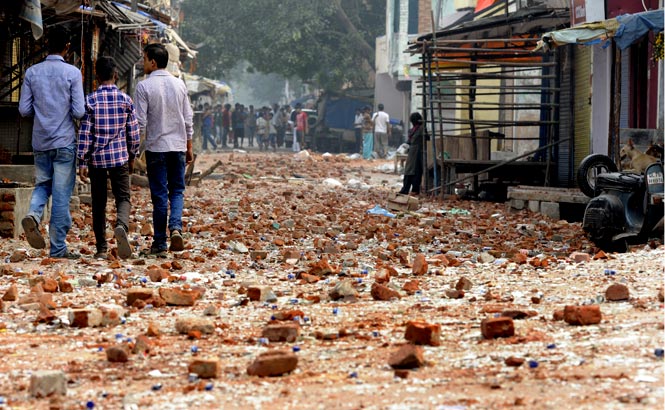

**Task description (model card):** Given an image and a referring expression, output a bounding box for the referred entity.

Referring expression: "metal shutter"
[557,45,574,187]
[573,46,592,173]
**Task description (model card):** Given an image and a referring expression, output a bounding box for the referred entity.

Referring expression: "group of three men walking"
[18,27,192,259]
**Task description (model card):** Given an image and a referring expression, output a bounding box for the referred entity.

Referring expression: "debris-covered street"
[0,151,663,410]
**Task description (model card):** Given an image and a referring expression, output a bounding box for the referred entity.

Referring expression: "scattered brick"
[412,254,428,275]
[388,344,424,369]
[405,321,441,346]
[106,344,130,362]
[247,350,298,377]
[605,284,630,301]
[262,323,300,342]
[189,358,221,379]
[564,305,602,325]
[29,370,66,398]
[481,317,515,339]
[371,282,400,301]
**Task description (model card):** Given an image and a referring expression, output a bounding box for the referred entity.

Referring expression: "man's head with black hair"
[46,26,70,54]
[95,56,117,83]
[143,43,168,74]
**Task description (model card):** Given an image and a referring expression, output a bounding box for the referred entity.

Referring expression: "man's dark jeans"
[146,151,186,251]
[89,163,131,252]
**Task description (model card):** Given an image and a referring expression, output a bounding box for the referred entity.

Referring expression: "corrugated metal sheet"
[573,46,592,172]
[557,45,573,186]
[619,48,630,128]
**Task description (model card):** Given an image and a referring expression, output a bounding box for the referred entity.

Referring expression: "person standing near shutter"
[77,56,140,259]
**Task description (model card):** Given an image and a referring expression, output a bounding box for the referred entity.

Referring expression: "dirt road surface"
[0,150,662,410]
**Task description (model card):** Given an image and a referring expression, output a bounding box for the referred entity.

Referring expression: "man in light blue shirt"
[18,26,85,259]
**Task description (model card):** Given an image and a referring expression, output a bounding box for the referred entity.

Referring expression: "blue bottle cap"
[655,348,664,357]
[191,346,199,353]
[349,371,358,378]
[292,346,301,352]
[151,383,162,391]
[86,401,95,409]
[332,307,339,315]
[140,277,147,283]
[547,343,556,349]
[204,382,214,391]
[528,360,539,368]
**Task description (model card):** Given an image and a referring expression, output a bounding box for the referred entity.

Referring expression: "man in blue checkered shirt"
[77,56,140,259]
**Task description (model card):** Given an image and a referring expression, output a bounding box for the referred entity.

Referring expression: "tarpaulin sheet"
[537,9,663,51]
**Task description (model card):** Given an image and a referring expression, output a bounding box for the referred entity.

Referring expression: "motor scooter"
[579,155,664,252]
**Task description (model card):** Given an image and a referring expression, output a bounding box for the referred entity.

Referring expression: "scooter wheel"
[577,154,618,197]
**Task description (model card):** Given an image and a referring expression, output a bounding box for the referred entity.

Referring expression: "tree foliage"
[180,0,385,91]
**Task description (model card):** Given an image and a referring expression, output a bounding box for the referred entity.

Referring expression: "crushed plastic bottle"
[366,205,396,218]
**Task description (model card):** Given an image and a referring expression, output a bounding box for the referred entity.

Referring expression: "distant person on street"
[398,112,426,196]
[232,103,245,148]
[201,102,217,151]
[372,103,390,158]
[361,106,374,160]
[213,104,223,145]
[295,103,308,151]
[353,108,363,154]
[18,26,85,259]
[221,103,231,148]
[135,43,193,256]
[77,56,140,260]
[246,105,257,147]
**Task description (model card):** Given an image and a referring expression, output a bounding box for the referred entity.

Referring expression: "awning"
[165,28,197,59]
[182,73,231,97]
[536,9,664,51]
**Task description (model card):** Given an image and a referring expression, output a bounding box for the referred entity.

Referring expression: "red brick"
[147,268,170,282]
[57,279,73,293]
[405,321,441,346]
[402,280,420,295]
[2,284,18,301]
[564,305,602,325]
[159,287,198,306]
[42,278,58,293]
[371,282,401,301]
[106,345,130,362]
[262,323,300,342]
[272,309,305,321]
[412,254,428,275]
[388,344,424,369]
[481,317,515,339]
[455,277,473,291]
[605,284,630,301]
[126,288,154,306]
[132,335,152,354]
[247,350,298,377]
[188,358,220,379]
[569,252,591,263]
[505,356,525,367]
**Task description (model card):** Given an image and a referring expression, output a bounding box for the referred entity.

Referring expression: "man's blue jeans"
[146,151,186,250]
[28,144,76,257]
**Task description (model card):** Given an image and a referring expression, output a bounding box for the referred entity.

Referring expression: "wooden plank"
[507,186,589,204]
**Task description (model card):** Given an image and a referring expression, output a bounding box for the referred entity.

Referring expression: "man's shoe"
[170,230,184,252]
[93,250,108,260]
[114,226,132,259]
[53,251,80,260]
[21,216,45,249]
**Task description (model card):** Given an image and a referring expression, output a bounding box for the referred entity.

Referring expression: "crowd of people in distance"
[199,102,309,152]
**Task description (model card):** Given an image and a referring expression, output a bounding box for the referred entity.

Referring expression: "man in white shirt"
[372,103,390,158]
[135,43,194,256]
[353,108,363,154]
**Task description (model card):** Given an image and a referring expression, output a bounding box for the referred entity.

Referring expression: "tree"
[180,0,385,91]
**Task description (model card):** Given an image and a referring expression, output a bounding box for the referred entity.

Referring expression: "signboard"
[570,0,605,27]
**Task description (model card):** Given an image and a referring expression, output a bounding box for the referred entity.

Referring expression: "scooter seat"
[596,172,643,192]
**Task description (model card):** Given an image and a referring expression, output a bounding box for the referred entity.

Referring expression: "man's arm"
[71,70,86,119]
[134,83,148,136]
[181,84,194,164]
[18,73,34,117]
